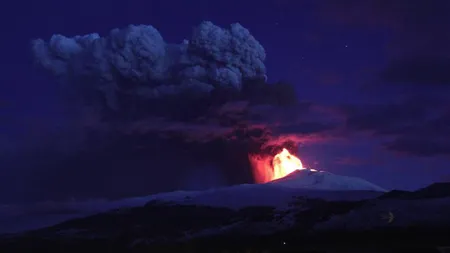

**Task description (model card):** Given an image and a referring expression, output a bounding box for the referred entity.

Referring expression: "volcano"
[269,169,387,192]
[252,148,386,192]
[0,148,389,236]
[2,182,449,253]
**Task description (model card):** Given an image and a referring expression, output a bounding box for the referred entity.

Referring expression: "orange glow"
[272,148,304,180]
[249,148,305,183]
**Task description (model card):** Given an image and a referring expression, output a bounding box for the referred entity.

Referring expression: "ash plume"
[27,21,304,201]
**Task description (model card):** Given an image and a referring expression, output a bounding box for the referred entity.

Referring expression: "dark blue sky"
[1,0,450,203]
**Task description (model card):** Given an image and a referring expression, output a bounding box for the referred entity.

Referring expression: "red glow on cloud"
[249,148,306,183]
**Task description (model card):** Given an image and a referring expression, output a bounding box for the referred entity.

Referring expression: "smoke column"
[25,21,300,201]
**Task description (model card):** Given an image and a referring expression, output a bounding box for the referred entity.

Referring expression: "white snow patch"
[270,169,387,192]
[0,181,383,234]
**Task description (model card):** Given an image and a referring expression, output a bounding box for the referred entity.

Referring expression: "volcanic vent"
[250,148,386,192]
[249,147,312,183]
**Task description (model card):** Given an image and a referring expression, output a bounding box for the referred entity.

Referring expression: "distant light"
[344,44,348,48]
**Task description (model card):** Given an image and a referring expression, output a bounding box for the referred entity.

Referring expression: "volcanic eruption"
[252,148,387,192]
[250,148,315,183]
[27,20,326,199]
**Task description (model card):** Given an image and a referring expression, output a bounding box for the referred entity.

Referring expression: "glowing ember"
[249,148,307,183]
[272,148,304,180]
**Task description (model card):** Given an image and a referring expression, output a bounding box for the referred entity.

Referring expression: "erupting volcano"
[249,148,387,192]
[272,148,306,179]
[250,148,313,183]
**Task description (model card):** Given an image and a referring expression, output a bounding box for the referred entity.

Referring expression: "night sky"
[1,0,450,204]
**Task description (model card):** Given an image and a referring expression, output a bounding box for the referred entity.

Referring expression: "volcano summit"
[269,169,387,192]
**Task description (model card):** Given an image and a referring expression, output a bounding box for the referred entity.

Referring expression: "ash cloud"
[20,21,334,202]
[32,21,267,112]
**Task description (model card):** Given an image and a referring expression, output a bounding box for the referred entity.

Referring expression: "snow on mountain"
[146,183,383,209]
[269,169,387,192]
[1,183,450,253]
[0,183,383,234]
[0,167,388,235]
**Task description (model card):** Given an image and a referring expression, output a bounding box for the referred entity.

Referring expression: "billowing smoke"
[28,21,300,201]
[32,21,267,112]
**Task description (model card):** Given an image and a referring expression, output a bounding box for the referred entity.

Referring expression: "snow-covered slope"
[0,183,383,234]
[0,170,387,234]
[1,183,449,253]
[144,183,383,208]
[269,169,387,192]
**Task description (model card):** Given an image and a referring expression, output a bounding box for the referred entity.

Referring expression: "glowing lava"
[272,148,304,180]
[249,148,307,183]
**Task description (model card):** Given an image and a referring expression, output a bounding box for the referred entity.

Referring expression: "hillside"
[1,183,449,252]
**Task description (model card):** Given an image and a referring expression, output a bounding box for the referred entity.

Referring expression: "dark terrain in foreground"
[1,183,450,253]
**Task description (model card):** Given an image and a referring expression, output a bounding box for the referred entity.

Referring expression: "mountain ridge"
[269,169,387,192]
[1,182,449,252]
[378,182,450,199]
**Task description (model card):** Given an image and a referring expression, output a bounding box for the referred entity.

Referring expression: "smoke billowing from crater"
[26,21,307,201]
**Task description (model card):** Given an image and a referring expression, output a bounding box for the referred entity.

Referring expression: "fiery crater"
[250,148,309,183]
